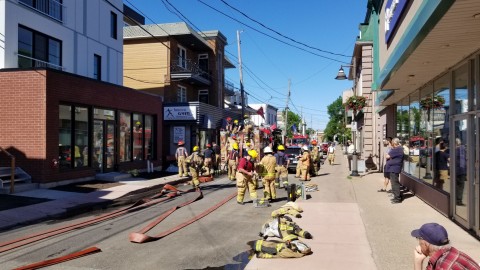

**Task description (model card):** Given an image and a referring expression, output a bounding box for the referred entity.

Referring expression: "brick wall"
[0,69,164,183]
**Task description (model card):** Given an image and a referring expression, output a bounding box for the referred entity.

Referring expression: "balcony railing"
[18,54,64,71]
[19,0,64,22]
[224,80,235,95]
[171,59,211,82]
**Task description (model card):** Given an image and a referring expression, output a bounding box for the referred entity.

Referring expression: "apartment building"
[123,22,235,159]
[0,1,163,189]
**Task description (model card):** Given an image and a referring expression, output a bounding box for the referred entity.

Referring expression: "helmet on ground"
[232,143,239,150]
[277,145,285,151]
[311,140,317,146]
[263,146,273,154]
[178,140,184,146]
[193,146,199,152]
[234,119,239,124]
[247,149,258,159]
[302,145,309,151]
[206,143,211,148]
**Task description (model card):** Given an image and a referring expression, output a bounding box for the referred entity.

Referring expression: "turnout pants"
[177,156,188,177]
[236,171,257,203]
[228,160,237,180]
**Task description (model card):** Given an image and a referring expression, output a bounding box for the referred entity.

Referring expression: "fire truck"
[288,134,309,147]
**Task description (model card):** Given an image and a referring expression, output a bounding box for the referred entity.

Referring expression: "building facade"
[373,0,480,236]
[123,23,235,163]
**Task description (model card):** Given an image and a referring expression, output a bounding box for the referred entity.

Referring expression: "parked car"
[285,146,302,173]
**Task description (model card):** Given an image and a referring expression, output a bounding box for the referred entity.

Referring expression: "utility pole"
[284,79,291,143]
[237,30,245,117]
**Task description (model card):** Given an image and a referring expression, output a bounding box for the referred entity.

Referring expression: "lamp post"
[335,59,360,177]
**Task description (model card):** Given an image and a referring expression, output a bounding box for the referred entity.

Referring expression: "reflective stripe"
[283,234,297,241]
[255,240,263,252]
[276,243,284,252]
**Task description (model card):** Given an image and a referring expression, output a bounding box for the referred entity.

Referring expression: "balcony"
[18,54,64,71]
[224,80,235,96]
[171,59,211,86]
[19,0,64,23]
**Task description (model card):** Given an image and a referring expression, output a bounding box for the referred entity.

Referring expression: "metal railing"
[171,59,210,81]
[18,54,64,71]
[0,147,16,194]
[19,0,64,22]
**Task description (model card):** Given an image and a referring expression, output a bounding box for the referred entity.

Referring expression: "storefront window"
[454,63,469,115]
[144,115,154,160]
[408,91,421,178]
[397,97,410,174]
[419,84,434,182]
[74,107,89,168]
[59,105,72,169]
[133,114,143,160]
[119,112,131,162]
[432,73,450,193]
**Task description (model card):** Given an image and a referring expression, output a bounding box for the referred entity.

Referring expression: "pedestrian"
[259,146,277,202]
[455,138,466,206]
[227,143,239,181]
[327,142,335,165]
[347,140,354,171]
[378,137,392,192]
[385,137,404,204]
[203,143,215,176]
[274,145,289,188]
[434,142,449,191]
[175,140,188,177]
[236,149,258,205]
[411,222,480,270]
[186,146,203,189]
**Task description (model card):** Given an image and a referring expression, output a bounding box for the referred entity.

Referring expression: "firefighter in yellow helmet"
[227,142,240,181]
[259,146,277,201]
[299,145,311,181]
[232,119,240,134]
[186,146,203,189]
[274,145,289,188]
[235,149,258,205]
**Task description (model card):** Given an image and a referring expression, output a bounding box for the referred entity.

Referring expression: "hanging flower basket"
[344,95,367,112]
[420,95,445,110]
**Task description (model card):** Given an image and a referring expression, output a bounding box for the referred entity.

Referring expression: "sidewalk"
[246,151,480,270]
[0,173,189,231]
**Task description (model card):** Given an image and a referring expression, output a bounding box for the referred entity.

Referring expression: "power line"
[218,0,351,58]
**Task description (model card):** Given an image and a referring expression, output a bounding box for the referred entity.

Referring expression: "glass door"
[452,114,474,227]
[92,120,116,173]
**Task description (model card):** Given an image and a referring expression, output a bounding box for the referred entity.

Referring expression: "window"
[133,114,144,160]
[178,45,187,69]
[199,89,208,103]
[119,112,131,162]
[59,105,90,169]
[110,12,118,39]
[177,85,187,102]
[198,54,208,72]
[94,54,101,80]
[18,25,62,69]
[19,0,63,22]
[144,115,154,160]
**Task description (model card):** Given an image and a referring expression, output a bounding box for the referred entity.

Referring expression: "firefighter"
[186,146,204,189]
[327,142,335,165]
[236,149,258,205]
[232,119,240,134]
[299,145,311,181]
[227,143,239,181]
[310,140,320,176]
[274,145,289,188]
[259,146,277,202]
[203,143,215,176]
[225,117,233,135]
[212,142,221,174]
[243,114,253,140]
[247,239,311,259]
[175,140,188,177]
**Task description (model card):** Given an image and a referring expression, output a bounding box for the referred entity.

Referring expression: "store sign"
[164,106,197,121]
[385,0,410,43]
[173,126,185,143]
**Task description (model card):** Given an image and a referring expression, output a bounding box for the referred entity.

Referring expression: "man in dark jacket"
[385,137,404,204]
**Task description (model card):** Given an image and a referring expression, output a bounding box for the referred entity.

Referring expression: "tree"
[282,110,301,138]
[323,96,350,143]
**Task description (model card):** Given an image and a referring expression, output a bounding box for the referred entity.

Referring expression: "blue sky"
[125,0,367,130]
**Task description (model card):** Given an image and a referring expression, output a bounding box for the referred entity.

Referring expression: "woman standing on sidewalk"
[378,137,392,192]
[385,138,404,204]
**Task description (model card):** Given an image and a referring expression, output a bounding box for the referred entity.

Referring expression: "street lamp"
[335,59,360,177]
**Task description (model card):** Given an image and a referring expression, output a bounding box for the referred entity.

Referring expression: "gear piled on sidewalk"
[304,183,318,192]
[247,202,313,259]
